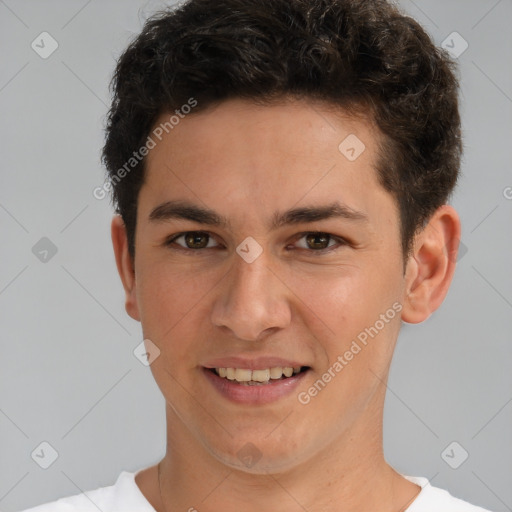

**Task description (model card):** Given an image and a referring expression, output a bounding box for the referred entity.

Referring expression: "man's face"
[130,98,408,471]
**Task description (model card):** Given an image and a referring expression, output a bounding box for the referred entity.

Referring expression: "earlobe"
[401,205,461,324]
[111,215,141,322]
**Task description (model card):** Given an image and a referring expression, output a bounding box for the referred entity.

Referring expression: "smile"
[212,366,305,385]
[203,366,310,404]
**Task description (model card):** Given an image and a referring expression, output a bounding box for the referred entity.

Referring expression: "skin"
[112,97,461,511]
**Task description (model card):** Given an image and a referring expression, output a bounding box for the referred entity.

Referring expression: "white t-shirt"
[19,470,493,512]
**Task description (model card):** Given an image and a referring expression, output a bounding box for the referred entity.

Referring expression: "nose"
[210,250,291,341]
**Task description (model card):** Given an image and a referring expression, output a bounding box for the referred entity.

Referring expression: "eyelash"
[164,231,349,255]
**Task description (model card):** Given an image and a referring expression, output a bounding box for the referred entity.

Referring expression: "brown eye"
[184,232,210,249]
[291,232,348,253]
[167,231,219,250]
[305,233,331,250]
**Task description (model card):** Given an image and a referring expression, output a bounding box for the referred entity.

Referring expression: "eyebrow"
[148,199,368,230]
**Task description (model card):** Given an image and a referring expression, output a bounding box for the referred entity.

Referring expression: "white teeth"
[234,368,252,382]
[282,367,293,377]
[269,367,283,379]
[251,369,270,382]
[214,366,303,383]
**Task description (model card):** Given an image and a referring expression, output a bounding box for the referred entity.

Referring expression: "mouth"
[202,364,311,404]
[207,366,310,385]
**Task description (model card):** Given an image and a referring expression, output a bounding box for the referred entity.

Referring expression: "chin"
[202,429,312,475]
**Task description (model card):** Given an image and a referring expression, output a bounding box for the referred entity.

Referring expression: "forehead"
[147,97,379,167]
[140,97,396,231]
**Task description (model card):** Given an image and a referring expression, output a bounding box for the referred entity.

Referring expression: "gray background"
[0,0,511,510]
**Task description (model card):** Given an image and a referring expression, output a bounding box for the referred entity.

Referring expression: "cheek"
[136,265,210,395]
[295,268,373,330]
[136,261,208,341]
[295,263,402,360]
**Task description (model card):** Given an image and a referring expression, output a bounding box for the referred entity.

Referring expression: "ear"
[111,215,141,322]
[401,205,461,324]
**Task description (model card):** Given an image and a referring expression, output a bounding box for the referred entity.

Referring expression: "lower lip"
[203,367,309,405]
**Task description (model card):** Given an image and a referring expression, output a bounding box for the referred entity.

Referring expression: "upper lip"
[203,356,308,370]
